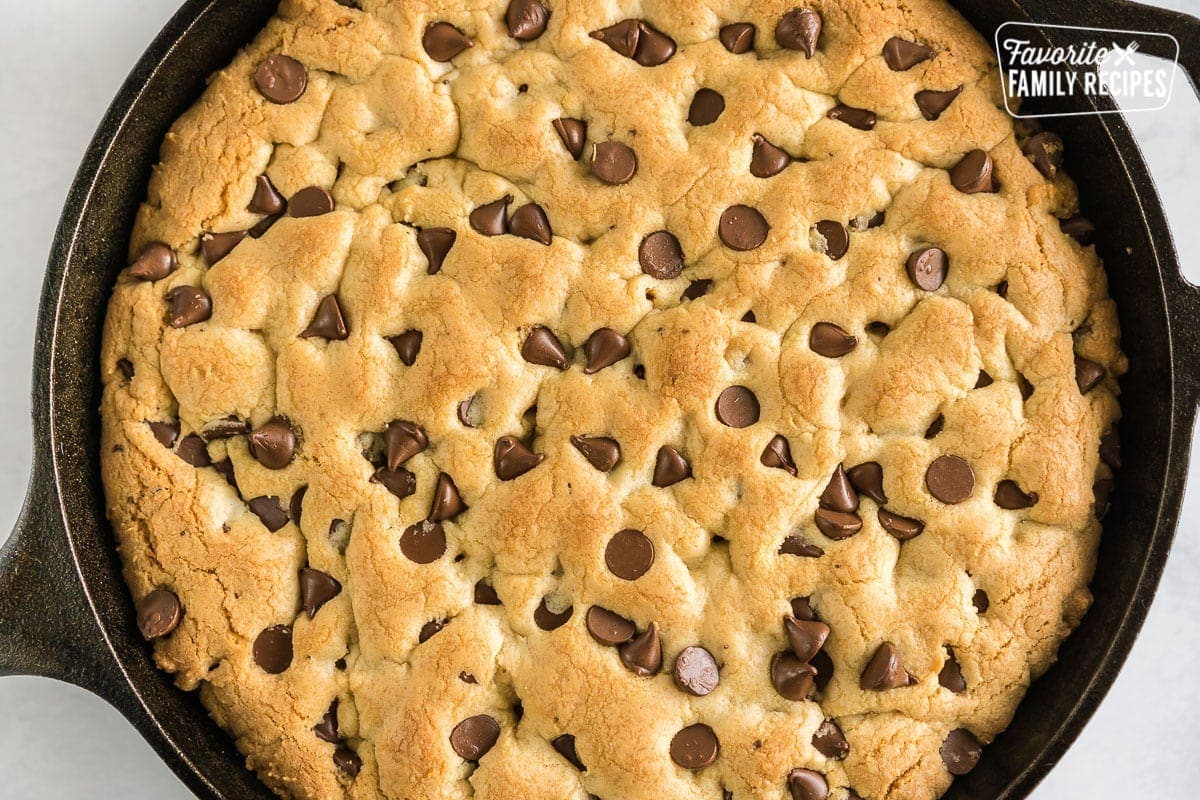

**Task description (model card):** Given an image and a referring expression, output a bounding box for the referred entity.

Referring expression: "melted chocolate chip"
[494,435,544,480]
[136,588,182,639]
[148,420,180,448]
[249,175,285,215]
[1060,215,1096,245]
[788,768,829,800]
[776,8,822,57]
[253,625,293,673]
[814,507,862,539]
[249,418,296,469]
[582,328,630,373]
[200,416,250,441]
[475,580,501,605]
[299,567,342,618]
[1100,429,1121,469]
[973,588,990,614]
[605,529,654,580]
[689,89,726,126]
[176,434,211,467]
[510,203,553,245]
[950,149,996,194]
[810,322,857,357]
[1075,356,1105,393]
[590,141,638,185]
[670,724,719,770]
[780,536,824,558]
[639,231,684,279]
[813,220,849,259]
[877,508,925,540]
[371,466,416,499]
[166,286,212,328]
[846,461,886,504]
[553,118,587,159]
[423,22,473,61]
[618,622,662,675]
[470,195,512,235]
[812,720,849,759]
[248,496,289,532]
[653,445,692,486]
[940,729,982,775]
[883,37,934,71]
[926,455,974,503]
[906,246,949,291]
[761,435,797,476]
[827,104,876,131]
[417,227,456,274]
[428,472,467,522]
[915,86,963,120]
[716,385,760,427]
[289,186,334,217]
[534,597,574,630]
[390,330,423,365]
[384,420,427,470]
[399,521,446,564]
[550,733,586,770]
[570,435,621,471]
[720,23,756,54]
[772,652,816,700]
[785,616,830,662]
[1022,131,1064,179]
[450,715,500,760]
[129,242,177,281]
[939,647,966,693]
[586,606,636,645]
[860,641,909,691]
[301,295,348,340]
[506,0,550,40]
[313,700,339,743]
[719,205,769,250]
[200,230,247,265]
[254,54,307,104]
[522,325,570,369]
[820,464,859,512]
[750,134,790,178]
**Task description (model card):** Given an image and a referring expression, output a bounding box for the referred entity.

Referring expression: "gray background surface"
[1,1,1197,796]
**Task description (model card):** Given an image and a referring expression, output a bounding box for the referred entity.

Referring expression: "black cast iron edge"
[0,1,1196,798]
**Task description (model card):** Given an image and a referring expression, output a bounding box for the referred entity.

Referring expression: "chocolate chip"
[994,479,1037,510]
[289,186,334,218]
[450,715,500,760]
[819,464,858,512]
[551,733,586,770]
[791,596,817,621]
[552,118,587,159]
[809,322,857,357]
[248,496,289,532]
[428,472,467,522]
[299,567,342,618]
[618,622,662,675]
[390,330,422,365]
[813,220,849,259]
[332,747,361,777]
[883,37,934,71]
[117,359,135,380]
[475,580,501,605]
[780,536,824,558]
[166,286,212,328]
[776,8,822,56]
[1022,131,1064,179]
[534,597,573,630]
[940,729,982,775]
[761,435,797,476]
[313,700,339,743]
[383,420,427,470]
[582,328,630,373]
[915,86,963,120]
[742,311,757,324]
[494,435,544,480]
[851,211,886,231]
[877,508,925,540]
[906,246,948,291]
[253,625,293,673]
[400,521,446,564]
[771,652,816,700]
[785,616,830,662]
[457,395,483,428]
[827,103,877,131]
[1075,356,1105,393]
[715,385,760,428]
[136,588,182,639]
[470,195,512,235]
[670,723,720,770]
[926,455,974,504]
[814,507,862,539]
[249,175,285,215]
[811,649,834,690]
[200,415,250,441]
[972,588,990,613]
[248,212,282,239]
[719,205,769,250]
[1060,215,1096,245]
[975,370,994,389]
[720,22,756,53]
[148,420,180,448]
[846,462,886,505]
[860,641,909,690]
[925,414,945,438]
[689,89,725,126]
[682,278,713,300]
[129,242,177,281]
[423,22,473,61]
[590,141,638,185]
[586,606,636,645]
[417,227,456,274]
[605,529,654,580]
[653,445,692,486]
[301,295,348,340]
[506,0,549,40]
[750,134,790,178]
[1100,430,1121,469]
[590,19,640,58]
[812,720,848,759]
[639,231,685,279]
[632,22,676,66]
[176,434,211,467]
[674,646,720,696]
[371,466,416,499]
[288,487,306,529]
[570,435,621,472]
[522,325,570,369]
[939,647,966,693]
[788,768,829,800]
[213,457,237,486]
[254,54,307,104]
[200,230,247,265]
[510,203,553,245]
[950,149,996,193]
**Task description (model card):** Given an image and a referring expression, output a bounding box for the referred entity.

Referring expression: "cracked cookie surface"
[100,1,1124,798]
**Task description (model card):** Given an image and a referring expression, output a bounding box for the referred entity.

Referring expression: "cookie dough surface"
[99,1,1124,798]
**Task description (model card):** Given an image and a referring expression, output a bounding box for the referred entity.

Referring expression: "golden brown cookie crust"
[100,1,1124,798]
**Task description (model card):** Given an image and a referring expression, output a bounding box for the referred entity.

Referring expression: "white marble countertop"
[1,1,1197,796]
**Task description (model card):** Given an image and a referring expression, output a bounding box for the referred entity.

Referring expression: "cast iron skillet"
[0,0,1197,797]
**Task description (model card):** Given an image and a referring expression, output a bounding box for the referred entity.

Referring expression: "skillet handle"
[0,453,129,696]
